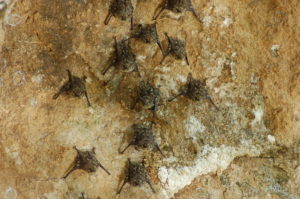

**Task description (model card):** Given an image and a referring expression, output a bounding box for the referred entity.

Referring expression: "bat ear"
[203,78,207,86]
[132,124,139,132]
[113,36,117,44]
[187,73,193,83]
[142,157,146,165]
[67,70,72,80]
[130,16,136,31]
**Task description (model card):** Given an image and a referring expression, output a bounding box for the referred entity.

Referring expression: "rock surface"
[0,0,299,199]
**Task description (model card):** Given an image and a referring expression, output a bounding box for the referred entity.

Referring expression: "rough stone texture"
[0,0,299,199]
